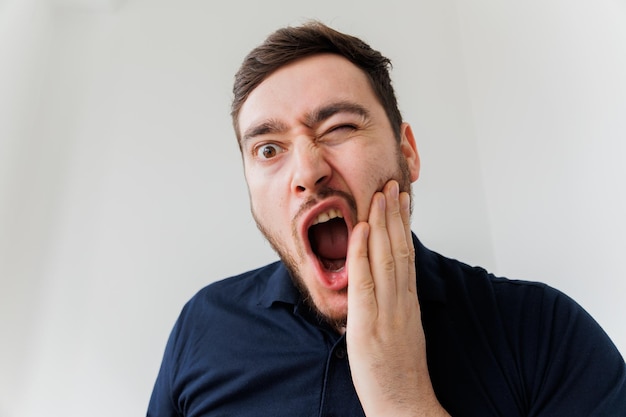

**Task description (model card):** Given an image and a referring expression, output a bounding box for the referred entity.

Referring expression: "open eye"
[255,143,283,159]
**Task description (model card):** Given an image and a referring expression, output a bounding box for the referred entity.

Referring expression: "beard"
[251,146,414,330]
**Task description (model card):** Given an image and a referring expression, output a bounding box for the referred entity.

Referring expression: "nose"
[290,140,331,196]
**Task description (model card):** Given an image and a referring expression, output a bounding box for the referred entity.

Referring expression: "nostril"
[295,175,327,193]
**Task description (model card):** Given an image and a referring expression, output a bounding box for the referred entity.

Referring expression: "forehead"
[237,54,380,134]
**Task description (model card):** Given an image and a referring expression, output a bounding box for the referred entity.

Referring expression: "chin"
[310,289,349,330]
[252,204,350,330]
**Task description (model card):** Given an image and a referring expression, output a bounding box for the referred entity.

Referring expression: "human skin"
[237,53,449,416]
[347,181,450,416]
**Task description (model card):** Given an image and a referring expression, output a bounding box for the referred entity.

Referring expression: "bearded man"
[148,22,626,417]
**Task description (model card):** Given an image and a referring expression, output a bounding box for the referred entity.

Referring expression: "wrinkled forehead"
[237,54,379,138]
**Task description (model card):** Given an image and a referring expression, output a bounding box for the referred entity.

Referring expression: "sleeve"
[529,287,626,416]
[147,314,185,417]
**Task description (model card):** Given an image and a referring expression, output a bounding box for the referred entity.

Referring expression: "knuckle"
[358,278,376,293]
[381,255,395,273]
[407,246,416,262]
[395,245,414,263]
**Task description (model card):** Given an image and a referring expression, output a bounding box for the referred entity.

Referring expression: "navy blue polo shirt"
[148,235,626,416]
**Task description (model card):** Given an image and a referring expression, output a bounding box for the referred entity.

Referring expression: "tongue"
[310,218,348,260]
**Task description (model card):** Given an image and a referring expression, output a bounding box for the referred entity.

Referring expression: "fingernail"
[391,181,399,200]
[378,193,386,210]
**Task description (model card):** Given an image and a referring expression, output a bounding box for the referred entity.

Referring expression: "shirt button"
[334,347,346,359]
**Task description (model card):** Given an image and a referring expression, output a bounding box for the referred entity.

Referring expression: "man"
[148,22,626,416]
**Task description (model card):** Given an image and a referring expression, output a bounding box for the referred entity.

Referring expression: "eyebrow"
[304,101,371,128]
[242,119,289,143]
[241,101,371,144]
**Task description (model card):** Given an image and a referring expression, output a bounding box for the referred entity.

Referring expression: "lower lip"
[312,257,349,291]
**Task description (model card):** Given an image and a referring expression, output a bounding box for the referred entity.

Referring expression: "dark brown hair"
[231,21,403,145]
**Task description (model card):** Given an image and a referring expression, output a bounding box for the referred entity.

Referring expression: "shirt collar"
[258,232,447,308]
[258,262,301,308]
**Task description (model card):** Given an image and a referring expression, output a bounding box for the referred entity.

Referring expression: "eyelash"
[327,124,357,134]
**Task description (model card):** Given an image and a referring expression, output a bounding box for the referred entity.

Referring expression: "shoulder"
[427,245,625,372]
[419,241,550,306]
[420,246,626,415]
[418,242,597,340]
[435,251,580,319]
[159,262,285,372]
[414,235,550,306]
[180,261,283,320]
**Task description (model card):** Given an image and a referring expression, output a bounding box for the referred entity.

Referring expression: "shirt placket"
[318,334,365,417]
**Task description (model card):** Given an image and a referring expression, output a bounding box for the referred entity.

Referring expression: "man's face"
[237,53,420,326]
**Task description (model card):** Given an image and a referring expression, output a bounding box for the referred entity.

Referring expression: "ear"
[400,123,420,182]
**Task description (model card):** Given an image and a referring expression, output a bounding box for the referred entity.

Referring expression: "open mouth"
[307,209,349,272]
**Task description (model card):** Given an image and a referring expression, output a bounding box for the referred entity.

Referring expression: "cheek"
[340,154,398,219]
[247,179,288,228]
[246,167,273,202]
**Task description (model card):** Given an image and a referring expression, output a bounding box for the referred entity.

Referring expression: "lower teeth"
[321,258,345,272]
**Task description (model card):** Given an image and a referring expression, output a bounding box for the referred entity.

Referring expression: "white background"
[1,0,624,416]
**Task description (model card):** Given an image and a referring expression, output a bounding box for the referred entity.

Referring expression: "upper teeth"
[312,209,343,225]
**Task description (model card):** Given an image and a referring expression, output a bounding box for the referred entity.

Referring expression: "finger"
[400,191,417,295]
[383,181,412,296]
[346,222,377,324]
[367,190,397,311]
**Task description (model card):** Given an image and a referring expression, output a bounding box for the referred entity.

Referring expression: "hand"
[346,180,449,417]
